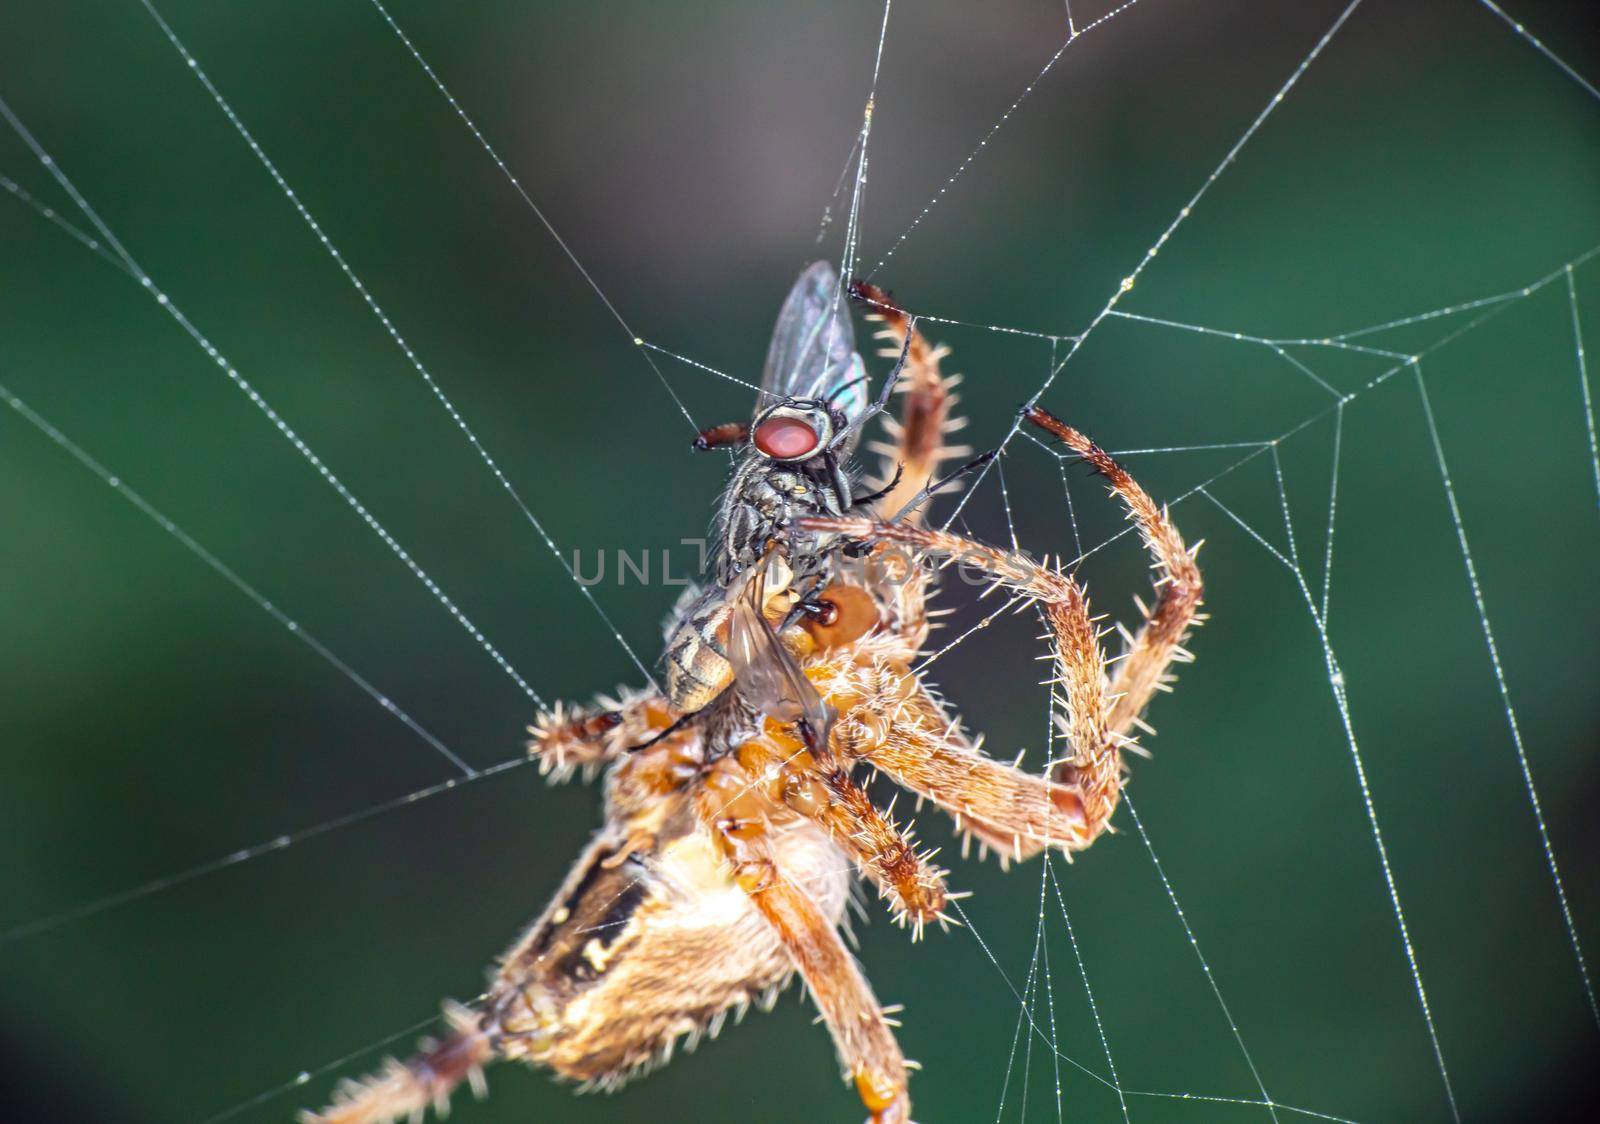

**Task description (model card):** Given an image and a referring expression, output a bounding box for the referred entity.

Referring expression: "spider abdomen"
[490,819,849,1089]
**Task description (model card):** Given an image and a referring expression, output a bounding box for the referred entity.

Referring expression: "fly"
[662,261,907,718]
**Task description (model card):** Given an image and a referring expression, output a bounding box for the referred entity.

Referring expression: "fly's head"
[703,260,903,586]
[749,398,836,463]
[715,407,856,585]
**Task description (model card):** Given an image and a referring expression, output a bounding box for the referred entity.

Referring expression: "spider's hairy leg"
[799,513,1135,844]
[849,280,970,522]
[1024,405,1205,741]
[824,659,1090,862]
[297,1002,493,1124]
[737,727,949,934]
[527,686,673,782]
[804,415,1200,844]
[697,762,912,1124]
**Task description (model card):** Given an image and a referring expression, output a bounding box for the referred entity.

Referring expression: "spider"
[302,272,1203,1124]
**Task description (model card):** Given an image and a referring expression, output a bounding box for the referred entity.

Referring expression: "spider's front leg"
[804,515,1125,836]
[527,686,674,782]
[849,280,970,524]
[696,760,912,1124]
[822,661,1092,862]
[800,413,1202,848]
[1024,406,1205,742]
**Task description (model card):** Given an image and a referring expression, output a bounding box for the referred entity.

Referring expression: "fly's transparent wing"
[759,261,868,427]
[726,565,835,749]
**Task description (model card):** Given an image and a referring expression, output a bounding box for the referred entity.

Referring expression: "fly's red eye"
[753,416,820,459]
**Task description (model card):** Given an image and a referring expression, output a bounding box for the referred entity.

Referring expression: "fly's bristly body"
[304,266,1203,1124]
[664,261,902,718]
[708,260,876,587]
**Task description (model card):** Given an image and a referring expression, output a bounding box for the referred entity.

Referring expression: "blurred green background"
[2,1,1597,1121]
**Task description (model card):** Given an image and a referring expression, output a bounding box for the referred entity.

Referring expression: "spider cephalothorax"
[304,270,1202,1124]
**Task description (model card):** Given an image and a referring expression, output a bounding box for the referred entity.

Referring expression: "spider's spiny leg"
[298,1002,496,1124]
[1023,405,1204,742]
[849,279,971,523]
[696,764,912,1124]
[829,665,1091,861]
[736,733,948,933]
[527,687,674,783]
[797,516,1122,839]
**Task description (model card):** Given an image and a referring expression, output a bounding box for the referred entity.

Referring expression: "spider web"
[0,1,1596,1122]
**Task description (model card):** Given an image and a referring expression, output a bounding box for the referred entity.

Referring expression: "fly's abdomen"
[662,569,814,715]
[663,585,735,714]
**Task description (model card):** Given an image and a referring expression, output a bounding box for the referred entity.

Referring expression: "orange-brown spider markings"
[303,281,1202,1124]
